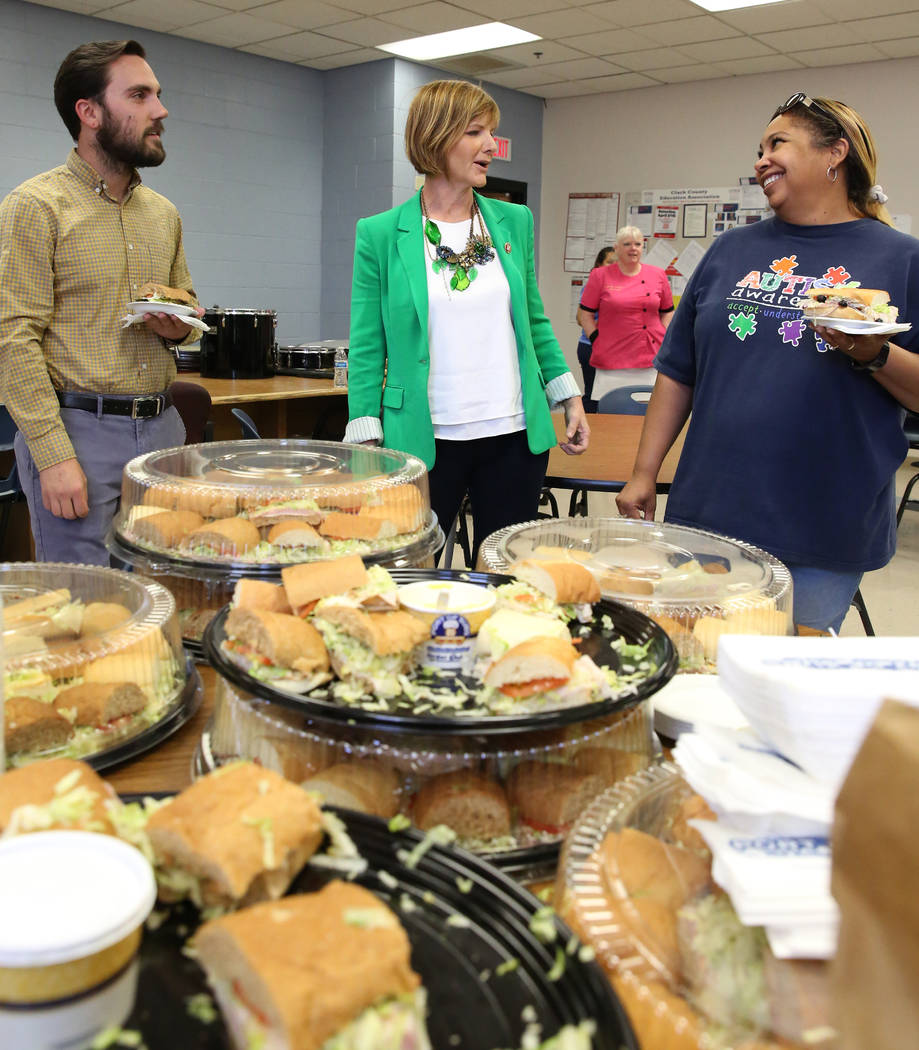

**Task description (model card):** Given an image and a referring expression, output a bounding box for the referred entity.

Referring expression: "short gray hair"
[616,225,644,243]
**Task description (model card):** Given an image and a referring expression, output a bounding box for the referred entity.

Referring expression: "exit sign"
[494,137,512,161]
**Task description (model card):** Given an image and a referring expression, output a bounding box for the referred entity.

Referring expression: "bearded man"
[0,39,203,563]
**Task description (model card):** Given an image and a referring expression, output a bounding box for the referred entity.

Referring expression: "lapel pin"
[504,242,512,254]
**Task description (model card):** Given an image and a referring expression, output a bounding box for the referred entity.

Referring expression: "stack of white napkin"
[671,635,919,960]
[718,635,919,789]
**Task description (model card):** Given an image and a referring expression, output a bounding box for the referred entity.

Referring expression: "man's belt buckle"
[131,395,161,419]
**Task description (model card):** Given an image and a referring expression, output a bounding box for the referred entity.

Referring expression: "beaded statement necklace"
[421,191,496,292]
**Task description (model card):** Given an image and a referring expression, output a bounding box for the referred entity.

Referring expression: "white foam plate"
[127,301,195,317]
[807,316,911,336]
[651,673,749,739]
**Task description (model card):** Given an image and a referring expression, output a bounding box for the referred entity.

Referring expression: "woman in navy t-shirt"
[617,94,919,632]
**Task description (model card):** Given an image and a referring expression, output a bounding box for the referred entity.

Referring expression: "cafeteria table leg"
[567,488,589,516]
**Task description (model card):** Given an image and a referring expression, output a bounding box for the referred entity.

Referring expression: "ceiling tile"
[22,0,109,11]
[253,0,357,30]
[317,15,420,44]
[647,15,742,45]
[514,7,618,36]
[874,35,919,57]
[101,0,225,31]
[716,53,806,75]
[526,55,627,77]
[485,39,585,64]
[645,62,727,82]
[582,0,701,26]
[789,43,888,66]
[815,0,919,16]
[717,0,822,34]
[561,27,661,55]
[677,35,776,62]
[379,2,487,33]
[302,46,387,67]
[577,70,659,91]
[484,66,571,87]
[186,0,280,10]
[609,45,696,70]
[460,0,569,16]
[174,11,297,45]
[755,23,863,51]
[530,80,598,97]
[843,12,919,41]
[240,31,357,59]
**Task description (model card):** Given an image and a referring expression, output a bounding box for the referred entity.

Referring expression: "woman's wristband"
[588,329,599,344]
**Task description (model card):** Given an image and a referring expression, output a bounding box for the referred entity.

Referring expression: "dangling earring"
[826,165,838,183]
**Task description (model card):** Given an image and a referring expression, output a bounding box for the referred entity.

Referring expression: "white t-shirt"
[424,215,525,440]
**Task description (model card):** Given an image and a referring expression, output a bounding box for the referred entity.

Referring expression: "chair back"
[905,410,919,448]
[168,381,212,445]
[0,405,22,501]
[230,407,261,440]
[0,405,18,451]
[597,385,654,416]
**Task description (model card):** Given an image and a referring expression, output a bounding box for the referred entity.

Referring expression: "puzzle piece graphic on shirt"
[823,266,851,285]
[770,255,798,277]
[779,318,806,347]
[729,312,758,341]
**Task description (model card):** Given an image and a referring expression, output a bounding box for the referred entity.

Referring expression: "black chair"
[0,406,25,555]
[230,407,261,440]
[896,411,919,526]
[597,384,654,416]
[168,381,212,445]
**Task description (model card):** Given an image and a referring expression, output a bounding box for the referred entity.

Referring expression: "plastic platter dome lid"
[118,438,429,519]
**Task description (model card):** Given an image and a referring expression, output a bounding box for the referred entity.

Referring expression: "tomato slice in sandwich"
[498,676,567,699]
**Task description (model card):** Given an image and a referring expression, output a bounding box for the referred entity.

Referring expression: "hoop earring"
[826,165,838,183]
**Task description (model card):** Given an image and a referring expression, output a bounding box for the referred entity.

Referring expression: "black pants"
[577,340,597,413]
[429,430,549,566]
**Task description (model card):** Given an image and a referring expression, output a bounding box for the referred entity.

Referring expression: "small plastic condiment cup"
[0,830,156,1050]
[399,580,496,672]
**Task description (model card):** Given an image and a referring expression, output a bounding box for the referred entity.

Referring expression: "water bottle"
[333,346,348,388]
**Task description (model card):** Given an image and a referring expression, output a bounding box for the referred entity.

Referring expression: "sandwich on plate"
[480,635,614,713]
[231,578,292,615]
[244,496,323,529]
[800,285,898,323]
[267,519,328,556]
[302,760,403,819]
[222,607,332,693]
[145,762,324,909]
[0,757,121,836]
[312,604,429,699]
[137,281,195,308]
[4,695,75,756]
[506,760,606,837]
[181,517,261,558]
[282,555,398,618]
[2,587,85,642]
[412,770,511,843]
[53,681,148,729]
[193,878,432,1050]
[498,559,601,623]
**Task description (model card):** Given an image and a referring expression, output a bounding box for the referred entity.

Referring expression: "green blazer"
[347,190,571,469]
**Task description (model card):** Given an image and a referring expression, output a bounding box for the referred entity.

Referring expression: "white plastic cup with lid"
[0,830,156,1050]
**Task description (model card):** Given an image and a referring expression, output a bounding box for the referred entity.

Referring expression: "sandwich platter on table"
[203,568,677,735]
[119,802,637,1050]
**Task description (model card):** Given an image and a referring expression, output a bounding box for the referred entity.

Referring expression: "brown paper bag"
[832,698,919,1050]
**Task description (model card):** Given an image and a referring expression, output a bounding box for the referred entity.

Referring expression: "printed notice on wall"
[564,192,620,272]
[653,206,679,238]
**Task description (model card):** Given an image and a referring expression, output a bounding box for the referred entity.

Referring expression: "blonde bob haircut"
[405,80,500,177]
[777,96,893,227]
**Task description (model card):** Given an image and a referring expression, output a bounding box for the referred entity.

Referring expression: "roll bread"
[412,770,511,840]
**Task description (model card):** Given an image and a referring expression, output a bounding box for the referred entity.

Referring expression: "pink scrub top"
[579,262,674,369]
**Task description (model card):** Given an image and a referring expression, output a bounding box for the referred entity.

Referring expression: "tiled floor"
[451,454,919,637]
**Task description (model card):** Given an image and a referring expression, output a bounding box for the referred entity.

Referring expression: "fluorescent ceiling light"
[377,22,541,62]
[691,0,787,10]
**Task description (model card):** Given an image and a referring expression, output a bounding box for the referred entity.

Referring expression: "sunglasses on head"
[772,92,834,121]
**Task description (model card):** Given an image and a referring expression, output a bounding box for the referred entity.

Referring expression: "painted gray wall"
[0,0,545,346]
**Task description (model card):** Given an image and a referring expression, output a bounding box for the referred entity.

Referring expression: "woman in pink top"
[577,225,675,404]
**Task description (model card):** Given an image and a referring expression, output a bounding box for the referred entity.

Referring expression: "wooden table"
[106,665,217,794]
[546,412,686,516]
[185,373,348,440]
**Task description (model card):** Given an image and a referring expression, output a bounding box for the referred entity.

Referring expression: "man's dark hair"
[54,40,146,141]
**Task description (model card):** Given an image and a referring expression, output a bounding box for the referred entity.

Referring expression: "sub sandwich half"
[800,285,898,323]
[222,607,331,693]
[193,879,431,1050]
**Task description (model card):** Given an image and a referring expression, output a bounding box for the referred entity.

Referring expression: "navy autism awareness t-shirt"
[655,216,919,571]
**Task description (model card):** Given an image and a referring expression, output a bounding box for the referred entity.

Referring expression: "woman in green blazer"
[345,80,589,562]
